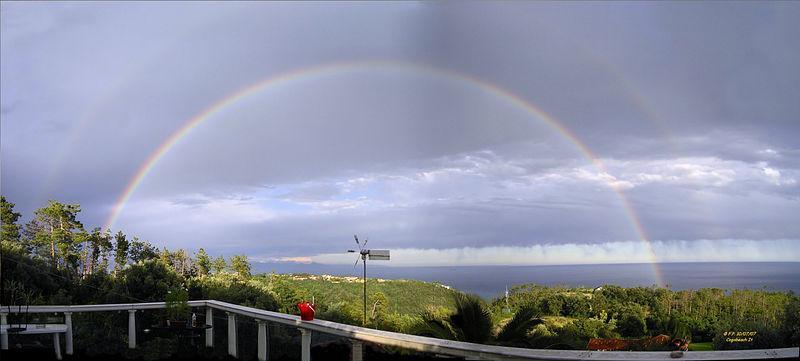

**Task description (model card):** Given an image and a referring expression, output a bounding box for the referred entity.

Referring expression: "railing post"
[53,333,62,360]
[128,310,136,349]
[227,312,237,358]
[300,328,311,361]
[205,307,213,347]
[350,340,363,361]
[1,312,8,350]
[257,320,269,361]
[64,311,73,355]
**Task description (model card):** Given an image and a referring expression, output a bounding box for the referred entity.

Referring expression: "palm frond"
[449,293,492,343]
[496,303,544,346]
[410,310,458,340]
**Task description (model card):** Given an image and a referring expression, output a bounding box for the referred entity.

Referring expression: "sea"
[252,262,800,299]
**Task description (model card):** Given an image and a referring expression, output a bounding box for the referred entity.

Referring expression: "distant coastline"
[254,261,800,299]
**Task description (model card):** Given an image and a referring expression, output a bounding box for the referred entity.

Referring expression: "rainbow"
[103,60,665,287]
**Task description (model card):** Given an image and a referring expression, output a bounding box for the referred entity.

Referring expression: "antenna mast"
[347,235,390,326]
[505,284,510,312]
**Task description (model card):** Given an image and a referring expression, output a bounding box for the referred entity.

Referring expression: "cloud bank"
[288,239,800,267]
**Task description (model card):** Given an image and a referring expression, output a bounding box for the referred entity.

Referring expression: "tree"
[1,196,22,244]
[195,248,210,277]
[618,313,647,337]
[230,254,251,278]
[159,247,172,267]
[112,259,183,302]
[81,227,110,276]
[171,249,194,277]
[211,256,227,274]
[75,228,90,276]
[25,200,83,270]
[96,230,114,272]
[782,296,800,346]
[113,231,129,275]
[370,291,389,320]
[129,239,159,263]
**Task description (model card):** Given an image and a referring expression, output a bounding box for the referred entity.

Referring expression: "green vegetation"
[689,342,713,351]
[493,284,800,350]
[164,287,190,321]
[1,197,799,359]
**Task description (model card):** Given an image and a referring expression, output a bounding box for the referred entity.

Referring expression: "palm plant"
[413,293,543,346]
[413,309,459,341]
[450,292,493,343]
[495,303,545,346]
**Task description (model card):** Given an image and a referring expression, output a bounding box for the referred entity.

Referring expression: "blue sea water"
[253,262,800,299]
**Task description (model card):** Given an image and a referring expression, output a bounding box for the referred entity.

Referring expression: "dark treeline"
[1,197,283,360]
[1,196,268,306]
[1,197,252,281]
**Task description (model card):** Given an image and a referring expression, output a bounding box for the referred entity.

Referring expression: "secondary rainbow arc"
[103,60,665,287]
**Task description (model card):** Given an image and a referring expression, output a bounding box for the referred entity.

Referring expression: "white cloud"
[586,157,797,191]
[758,148,779,156]
[761,166,796,186]
[266,154,797,216]
[572,169,635,190]
[119,193,275,226]
[298,239,800,266]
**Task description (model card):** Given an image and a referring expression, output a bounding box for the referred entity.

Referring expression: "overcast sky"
[2,1,799,266]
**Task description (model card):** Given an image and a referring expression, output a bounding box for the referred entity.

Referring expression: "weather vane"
[348,234,390,326]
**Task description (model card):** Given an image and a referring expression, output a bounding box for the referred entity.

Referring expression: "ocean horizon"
[253,261,800,299]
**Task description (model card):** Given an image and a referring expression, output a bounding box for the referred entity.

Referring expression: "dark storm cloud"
[2,2,798,263]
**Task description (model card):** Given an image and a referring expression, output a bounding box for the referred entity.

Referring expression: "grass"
[689,342,713,351]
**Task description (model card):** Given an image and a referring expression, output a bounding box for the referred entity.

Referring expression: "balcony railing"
[1,300,798,361]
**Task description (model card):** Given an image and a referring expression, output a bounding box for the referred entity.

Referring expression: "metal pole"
[363,254,367,327]
[363,256,367,326]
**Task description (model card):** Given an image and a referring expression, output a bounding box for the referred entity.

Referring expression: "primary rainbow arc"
[103,60,666,287]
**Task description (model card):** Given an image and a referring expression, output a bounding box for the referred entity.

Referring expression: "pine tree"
[0,196,22,244]
[230,254,251,278]
[211,255,227,274]
[195,248,211,277]
[25,200,83,270]
[113,231,129,274]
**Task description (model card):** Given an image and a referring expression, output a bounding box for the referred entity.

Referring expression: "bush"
[618,314,647,337]
[112,260,184,302]
[191,273,279,311]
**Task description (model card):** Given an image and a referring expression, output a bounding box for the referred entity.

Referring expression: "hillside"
[261,273,457,315]
[249,273,458,331]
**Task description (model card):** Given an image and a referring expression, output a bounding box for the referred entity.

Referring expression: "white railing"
[2,300,798,361]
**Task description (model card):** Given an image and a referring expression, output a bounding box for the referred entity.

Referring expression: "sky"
[2,1,799,267]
